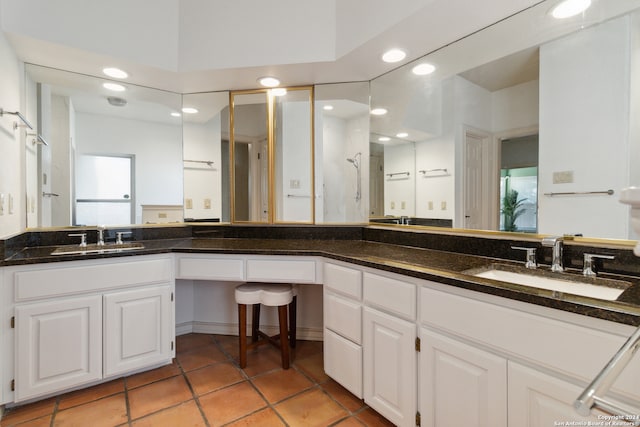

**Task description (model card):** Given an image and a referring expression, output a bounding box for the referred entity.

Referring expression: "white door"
[508,362,604,426]
[363,307,416,427]
[15,295,102,402]
[420,328,507,427]
[103,285,173,377]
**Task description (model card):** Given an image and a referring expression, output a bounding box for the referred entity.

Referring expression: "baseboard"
[176,321,323,341]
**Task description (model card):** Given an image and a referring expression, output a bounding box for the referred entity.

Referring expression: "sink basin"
[51,242,145,255]
[464,264,628,301]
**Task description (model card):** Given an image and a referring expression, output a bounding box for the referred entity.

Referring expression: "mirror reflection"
[369,0,640,240]
[25,64,184,228]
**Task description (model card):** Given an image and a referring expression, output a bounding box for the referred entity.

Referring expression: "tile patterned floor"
[1,334,395,427]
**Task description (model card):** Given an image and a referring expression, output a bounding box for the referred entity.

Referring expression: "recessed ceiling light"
[103,82,126,92]
[107,96,127,107]
[170,112,181,117]
[323,105,334,111]
[382,48,407,63]
[396,132,409,138]
[550,0,591,19]
[102,67,128,79]
[271,88,287,96]
[378,136,391,142]
[258,76,280,87]
[412,63,436,76]
[182,107,199,114]
[370,108,388,116]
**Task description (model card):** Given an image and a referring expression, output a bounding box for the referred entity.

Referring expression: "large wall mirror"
[25,64,184,228]
[370,0,640,240]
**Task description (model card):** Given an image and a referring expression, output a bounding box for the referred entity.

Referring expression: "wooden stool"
[235,283,297,369]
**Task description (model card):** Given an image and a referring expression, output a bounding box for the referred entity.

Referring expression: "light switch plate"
[553,170,574,184]
[204,198,211,209]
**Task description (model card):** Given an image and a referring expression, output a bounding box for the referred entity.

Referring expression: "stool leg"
[251,304,261,343]
[289,296,297,348]
[238,304,247,368]
[278,305,290,369]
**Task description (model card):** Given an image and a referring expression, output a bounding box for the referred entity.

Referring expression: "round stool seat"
[235,283,293,306]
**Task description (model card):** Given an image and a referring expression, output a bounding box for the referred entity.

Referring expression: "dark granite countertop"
[4,236,640,326]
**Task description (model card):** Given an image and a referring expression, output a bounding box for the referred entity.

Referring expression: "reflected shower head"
[346,152,361,169]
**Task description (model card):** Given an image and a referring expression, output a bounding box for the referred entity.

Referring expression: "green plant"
[501,189,526,232]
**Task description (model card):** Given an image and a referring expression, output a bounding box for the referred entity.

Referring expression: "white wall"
[384,142,415,216]
[0,9,24,237]
[415,139,454,219]
[183,116,222,221]
[492,79,539,133]
[539,15,631,238]
[75,113,183,224]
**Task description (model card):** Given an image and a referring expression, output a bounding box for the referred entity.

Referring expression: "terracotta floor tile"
[130,400,205,427]
[1,414,52,427]
[225,407,286,427]
[176,333,215,354]
[355,408,396,427]
[185,361,244,396]
[275,388,348,426]
[0,398,56,426]
[321,380,366,413]
[293,340,323,359]
[128,376,193,420]
[53,394,127,427]
[57,378,124,410]
[295,352,330,383]
[177,343,229,372]
[252,368,314,403]
[198,381,267,427]
[126,360,182,389]
[333,416,366,426]
[239,346,283,377]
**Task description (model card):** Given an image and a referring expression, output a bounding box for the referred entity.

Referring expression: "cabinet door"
[420,328,507,427]
[324,329,363,398]
[15,295,102,402]
[363,307,416,427]
[104,285,173,377]
[508,362,602,426]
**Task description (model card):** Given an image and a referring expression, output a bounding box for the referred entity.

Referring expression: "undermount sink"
[464,264,629,301]
[51,242,145,255]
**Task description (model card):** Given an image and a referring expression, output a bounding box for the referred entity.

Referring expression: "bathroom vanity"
[2,224,640,426]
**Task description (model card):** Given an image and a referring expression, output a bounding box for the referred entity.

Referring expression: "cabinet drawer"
[246,258,318,283]
[363,272,416,320]
[176,256,244,280]
[324,263,362,300]
[324,290,362,344]
[420,285,640,402]
[14,257,173,301]
[324,329,363,398]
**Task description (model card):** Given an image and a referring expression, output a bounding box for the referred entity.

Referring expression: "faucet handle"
[511,246,537,269]
[115,231,132,245]
[68,233,87,247]
[583,253,615,277]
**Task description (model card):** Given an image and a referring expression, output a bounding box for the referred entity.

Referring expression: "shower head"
[346,152,362,169]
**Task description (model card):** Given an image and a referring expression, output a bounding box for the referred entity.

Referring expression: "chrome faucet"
[511,246,537,269]
[541,236,564,272]
[97,225,106,246]
[583,253,615,277]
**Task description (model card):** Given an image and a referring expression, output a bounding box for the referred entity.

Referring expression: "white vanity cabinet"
[362,271,417,427]
[4,254,175,403]
[420,328,507,427]
[323,262,363,398]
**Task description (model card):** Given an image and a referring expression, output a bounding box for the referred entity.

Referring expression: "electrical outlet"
[0,193,4,216]
[290,179,300,189]
[428,201,433,210]
[8,194,13,214]
[441,201,447,210]
[390,201,395,209]
[185,198,193,209]
[158,212,167,219]
[204,198,212,209]
[401,201,406,209]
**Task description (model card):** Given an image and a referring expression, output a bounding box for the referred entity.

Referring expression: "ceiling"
[0,0,542,94]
